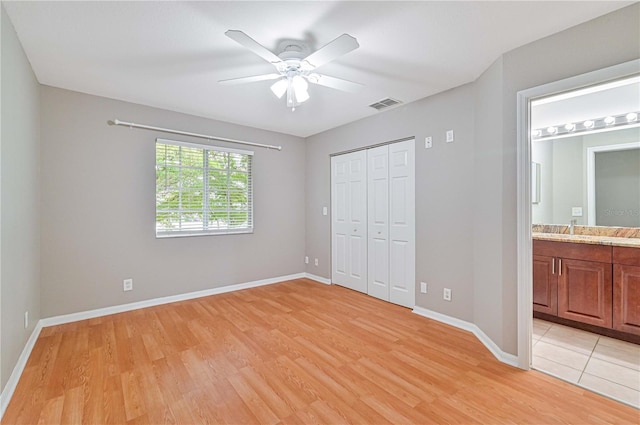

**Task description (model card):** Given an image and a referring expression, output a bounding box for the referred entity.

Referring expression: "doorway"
[517,59,640,407]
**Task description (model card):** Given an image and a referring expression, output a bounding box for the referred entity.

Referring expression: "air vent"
[369,98,402,111]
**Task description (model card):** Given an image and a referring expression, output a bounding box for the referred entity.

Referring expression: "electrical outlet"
[123,278,133,291]
[24,311,29,329]
[425,136,433,149]
[443,288,452,301]
[420,282,427,293]
[314,258,319,266]
[305,256,309,264]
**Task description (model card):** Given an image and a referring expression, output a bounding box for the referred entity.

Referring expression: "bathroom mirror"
[531,126,640,227]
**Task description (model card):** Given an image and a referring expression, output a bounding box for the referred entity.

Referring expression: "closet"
[331,139,415,308]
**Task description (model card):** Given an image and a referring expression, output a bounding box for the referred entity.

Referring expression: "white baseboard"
[412,306,519,368]
[41,272,306,327]
[0,322,44,419]
[304,273,331,285]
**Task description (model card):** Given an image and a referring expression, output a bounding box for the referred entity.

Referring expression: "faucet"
[570,219,577,235]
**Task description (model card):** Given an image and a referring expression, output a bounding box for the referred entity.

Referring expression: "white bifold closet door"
[367,145,390,301]
[331,150,368,293]
[332,139,415,308]
[386,140,415,308]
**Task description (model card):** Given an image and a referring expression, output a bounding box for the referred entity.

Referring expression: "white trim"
[412,306,518,368]
[515,59,640,373]
[517,88,534,370]
[586,141,640,226]
[0,323,43,420]
[40,273,305,327]
[304,273,332,285]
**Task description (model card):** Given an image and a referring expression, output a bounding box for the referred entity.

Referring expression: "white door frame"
[516,59,640,370]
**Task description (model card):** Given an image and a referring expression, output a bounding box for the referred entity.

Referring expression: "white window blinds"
[155,138,253,237]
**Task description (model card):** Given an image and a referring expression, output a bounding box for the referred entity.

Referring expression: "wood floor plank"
[37,395,64,425]
[3,279,638,424]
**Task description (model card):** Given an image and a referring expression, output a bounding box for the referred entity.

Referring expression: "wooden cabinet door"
[613,264,640,336]
[558,259,612,328]
[533,255,557,315]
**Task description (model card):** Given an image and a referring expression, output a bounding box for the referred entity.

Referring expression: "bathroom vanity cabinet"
[533,240,612,328]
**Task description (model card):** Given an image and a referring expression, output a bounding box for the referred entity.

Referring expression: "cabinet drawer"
[533,240,612,263]
[613,246,640,267]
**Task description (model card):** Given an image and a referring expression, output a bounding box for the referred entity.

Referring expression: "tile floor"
[533,318,640,408]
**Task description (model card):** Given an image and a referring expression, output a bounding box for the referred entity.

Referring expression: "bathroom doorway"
[516,60,640,408]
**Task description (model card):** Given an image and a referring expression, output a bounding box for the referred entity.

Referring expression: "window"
[155,138,253,237]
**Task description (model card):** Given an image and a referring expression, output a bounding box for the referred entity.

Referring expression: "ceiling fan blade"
[308,74,363,93]
[303,34,359,69]
[225,30,282,65]
[219,73,282,85]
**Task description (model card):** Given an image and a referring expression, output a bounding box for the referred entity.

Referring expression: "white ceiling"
[4,1,633,137]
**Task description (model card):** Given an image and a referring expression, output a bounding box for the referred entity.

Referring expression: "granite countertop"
[532,224,640,248]
[532,232,640,248]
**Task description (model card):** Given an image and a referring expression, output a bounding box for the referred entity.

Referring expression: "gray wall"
[531,139,553,224]
[472,56,505,347]
[1,5,41,391]
[305,3,639,356]
[552,137,584,224]
[305,84,476,321]
[40,87,306,317]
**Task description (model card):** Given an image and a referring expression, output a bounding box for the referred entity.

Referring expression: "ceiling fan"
[219,30,363,111]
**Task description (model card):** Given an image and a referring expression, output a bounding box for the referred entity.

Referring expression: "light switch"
[571,207,583,217]
[446,130,454,143]
[322,206,328,216]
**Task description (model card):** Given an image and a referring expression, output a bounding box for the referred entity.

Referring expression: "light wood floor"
[3,279,636,424]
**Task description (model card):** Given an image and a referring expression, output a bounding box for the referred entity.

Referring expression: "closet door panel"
[389,140,415,308]
[368,145,389,301]
[332,151,367,293]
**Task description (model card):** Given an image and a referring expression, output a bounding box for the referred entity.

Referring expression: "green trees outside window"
[156,141,253,236]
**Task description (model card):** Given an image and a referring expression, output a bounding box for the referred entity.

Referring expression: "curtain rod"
[108,119,282,151]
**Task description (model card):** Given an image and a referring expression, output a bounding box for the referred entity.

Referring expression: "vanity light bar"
[532,111,640,140]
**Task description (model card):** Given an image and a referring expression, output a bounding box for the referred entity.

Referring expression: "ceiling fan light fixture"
[270,79,288,99]
[222,30,360,110]
[292,76,309,103]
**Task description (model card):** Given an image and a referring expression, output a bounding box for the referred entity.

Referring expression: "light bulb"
[626,112,638,122]
[604,116,615,125]
[583,120,595,129]
[531,129,542,138]
[292,76,309,103]
[546,126,557,135]
[270,79,288,99]
[564,123,575,131]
